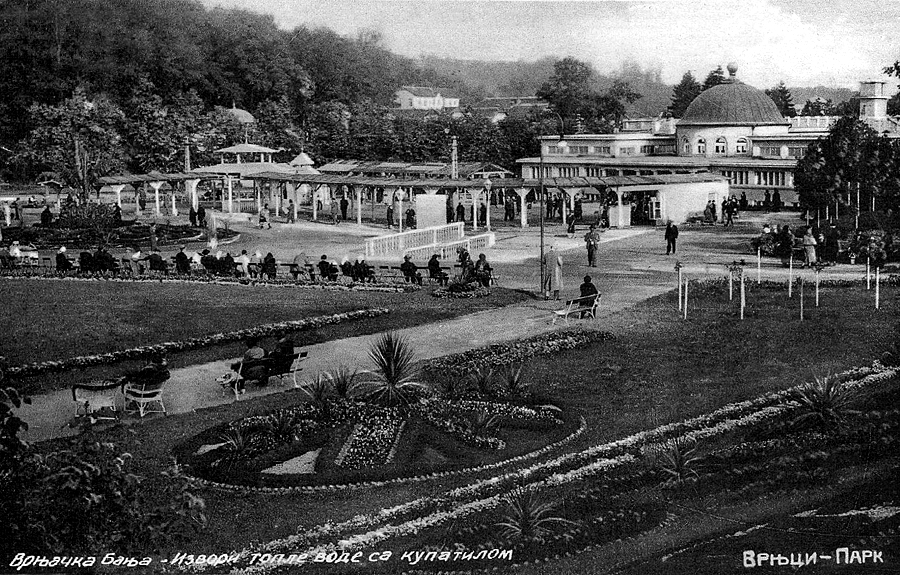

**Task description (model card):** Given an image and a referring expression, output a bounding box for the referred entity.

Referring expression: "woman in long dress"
[802,228,817,266]
[544,245,563,300]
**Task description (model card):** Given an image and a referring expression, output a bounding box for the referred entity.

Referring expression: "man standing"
[584,224,601,267]
[665,221,679,255]
[340,195,349,220]
[456,202,466,223]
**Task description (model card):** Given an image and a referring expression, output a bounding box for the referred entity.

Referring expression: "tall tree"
[537,57,641,133]
[794,116,899,214]
[765,81,797,117]
[799,98,835,116]
[14,89,126,199]
[668,71,702,117]
[701,66,727,91]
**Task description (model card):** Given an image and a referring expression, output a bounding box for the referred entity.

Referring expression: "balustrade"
[365,223,464,257]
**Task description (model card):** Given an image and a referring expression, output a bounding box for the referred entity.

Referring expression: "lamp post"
[538,111,566,295]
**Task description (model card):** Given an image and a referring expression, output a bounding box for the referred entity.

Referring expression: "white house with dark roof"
[395,86,460,110]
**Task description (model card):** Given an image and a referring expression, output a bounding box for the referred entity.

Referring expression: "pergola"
[249,171,724,228]
[96,172,216,217]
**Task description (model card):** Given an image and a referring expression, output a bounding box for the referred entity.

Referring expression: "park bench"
[72,380,122,421]
[552,293,601,325]
[219,350,309,400]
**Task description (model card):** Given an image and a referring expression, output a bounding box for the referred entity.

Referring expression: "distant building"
[318,160,512,180]
[395,86,460,110]
[471,96,549,123]
[517,65,900,209]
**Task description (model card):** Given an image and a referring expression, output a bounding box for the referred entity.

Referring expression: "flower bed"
[5,308,389,378]
[2,222,237,249]
[193,363,897,575]
[335,410,405,469]
[0,271,418,293]
[432,285,491,299]
[424,329,614,376]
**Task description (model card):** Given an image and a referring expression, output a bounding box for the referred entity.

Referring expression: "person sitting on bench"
[428,254,449,286]
[231,338,269,387]
[269,335,296,375]
[578,275,599,318]
[474,253,493,288]
[123,354,170,386]
[354,259,375,283]
[400,255,422,285]
[55,246,73,272]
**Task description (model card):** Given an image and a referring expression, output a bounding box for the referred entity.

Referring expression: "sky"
[200,0,900,90]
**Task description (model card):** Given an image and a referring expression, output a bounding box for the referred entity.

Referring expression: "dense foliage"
[794,116,900,214]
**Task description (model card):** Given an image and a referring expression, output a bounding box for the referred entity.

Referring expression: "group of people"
[703,195,744,226]
[230,336,297,391]
[187,205,208,228]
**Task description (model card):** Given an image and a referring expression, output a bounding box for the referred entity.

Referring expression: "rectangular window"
[788,147,806,158]
[761,146,780,157]
[640,145,654,154]
[585,167,602,177]
[619,146,635,156]
[568,145,589,155]
[548,146,562,154]
[596,146,611,155]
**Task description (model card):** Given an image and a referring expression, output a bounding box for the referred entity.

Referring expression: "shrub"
[324,366,360,399]
[0,387,205,559]
[495,490,574,544]
[500,363,528,396]
[791,375,860,430]
[359,332,426,409]
[659,436,700,483]
[466,410,501,436]
[467,366,495,398]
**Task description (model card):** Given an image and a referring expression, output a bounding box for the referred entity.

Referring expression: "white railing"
[365,223,465,257]
[403,232,496,261]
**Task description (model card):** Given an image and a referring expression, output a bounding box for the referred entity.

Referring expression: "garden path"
[17,218,889,443]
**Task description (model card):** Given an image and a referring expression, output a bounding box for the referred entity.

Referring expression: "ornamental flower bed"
[431,285,491,299]
[335,411,405,469]
[192,363,897,575]
[2,222,237,249]
[5,308,389,379]
[0,271,418,293]
[424,329,614,376]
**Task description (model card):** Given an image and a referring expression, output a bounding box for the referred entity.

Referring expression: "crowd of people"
[760,222,892,269]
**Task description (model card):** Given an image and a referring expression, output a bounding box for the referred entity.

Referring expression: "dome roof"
[681,81,786,126]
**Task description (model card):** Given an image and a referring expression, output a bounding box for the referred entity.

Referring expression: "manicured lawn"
[31,282,900,563]
[0,279,527,393]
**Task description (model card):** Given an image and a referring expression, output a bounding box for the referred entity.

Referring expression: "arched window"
[714,137,727,154]
[682,138,690,155]
[735,138,748,154]
[696,138,707,154]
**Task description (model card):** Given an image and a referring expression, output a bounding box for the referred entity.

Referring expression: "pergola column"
[471,189,480,232]
[291,183,299,221]
[171,192,179,217]
[514,188,530,227]
[422,187,440,195]
[396,188,404,233]
[616,188,624,228]
[185,179,200,211]
[256,186,262,215]
[484,185,493,232]
[312,185,321,220]
[110,184,126,208]
[354,185,362,225]
[226,176,234,213]
[149,181,164,217]
[562,188,580,223]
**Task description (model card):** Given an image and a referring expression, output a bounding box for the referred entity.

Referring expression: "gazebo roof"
[290,152,315,166]
[215,143,279,154]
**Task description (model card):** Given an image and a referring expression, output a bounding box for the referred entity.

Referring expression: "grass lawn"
[0,279,527,393]
[29,281,900,563]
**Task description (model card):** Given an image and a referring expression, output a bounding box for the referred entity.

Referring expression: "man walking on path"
[584,224,601,267]
[665,221,679,255]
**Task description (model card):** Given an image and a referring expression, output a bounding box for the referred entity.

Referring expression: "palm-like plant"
[361,331,426,409]
[301,375,334,419]
[660,436,700,483]
[467,366,495,398]
[466,410,501,436]
[791,375,859,429]
[500,363,527,396]
[324,366,359,399]
[495,490,573,543]
[262,411,303,443]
